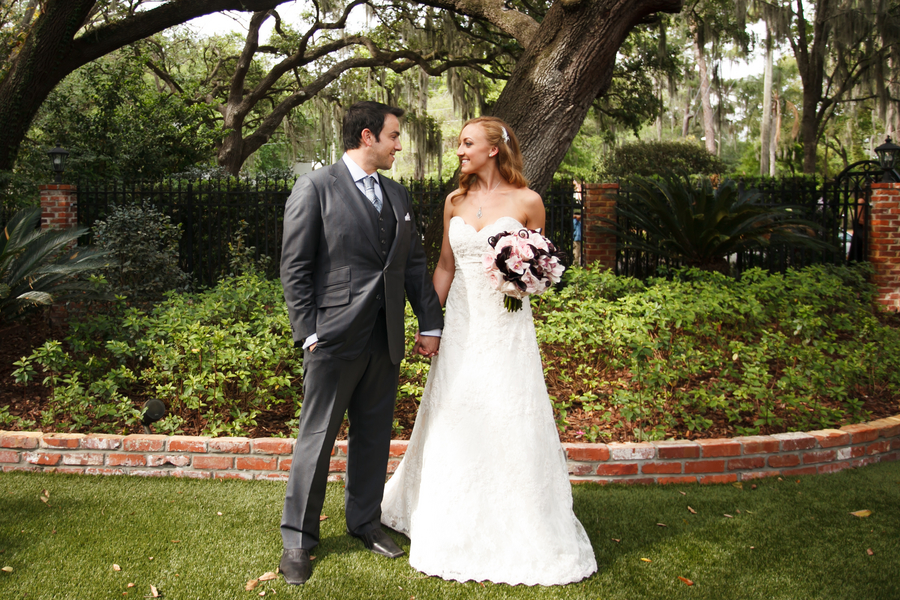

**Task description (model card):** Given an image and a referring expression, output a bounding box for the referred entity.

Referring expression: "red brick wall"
[3,415,897,484]
[39,184,78,231]
[870,183,900,309]
[582,183,618,270]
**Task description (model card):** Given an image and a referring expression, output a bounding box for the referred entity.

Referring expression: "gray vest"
[358,181,396,309]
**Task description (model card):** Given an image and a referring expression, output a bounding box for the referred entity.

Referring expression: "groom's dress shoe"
[279,548,311,585]
[350,527,405,558]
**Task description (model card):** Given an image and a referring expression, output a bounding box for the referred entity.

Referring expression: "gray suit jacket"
[280,161,443,364]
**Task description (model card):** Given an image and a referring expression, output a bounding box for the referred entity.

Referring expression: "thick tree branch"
[413,0,540,47]
[64,0,290,73]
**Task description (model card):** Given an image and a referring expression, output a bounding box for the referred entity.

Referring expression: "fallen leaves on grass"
[245,579,259,591]
[656,523,667,527]
[2,566,13,573]
[867,548,875,556]
[724,514,733,518]
[850,510,872,518]
[128,583,135,588]
[611,538,621,543]
[149,584,160,597]
[687,506,697,514]
[678,576,694,586]
[113,564,121,571]
[320,515,329,521]
[640,558,652,563]
[259,572,277,581]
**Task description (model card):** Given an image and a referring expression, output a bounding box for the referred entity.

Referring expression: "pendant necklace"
[476,180,503,219]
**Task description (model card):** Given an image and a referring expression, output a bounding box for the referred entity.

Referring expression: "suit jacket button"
[376,294,382,300]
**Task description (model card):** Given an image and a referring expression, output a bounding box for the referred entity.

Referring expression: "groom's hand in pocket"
[413,331,440,358]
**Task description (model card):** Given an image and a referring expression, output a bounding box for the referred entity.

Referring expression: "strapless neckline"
[450,215,525,234]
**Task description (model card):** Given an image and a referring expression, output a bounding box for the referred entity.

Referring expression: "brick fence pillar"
[870,182,900,309]
[583,183,618,271]
[39,184,78,231]
[38,184,78,325]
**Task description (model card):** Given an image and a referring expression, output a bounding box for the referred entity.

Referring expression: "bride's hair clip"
[501,126,509,144]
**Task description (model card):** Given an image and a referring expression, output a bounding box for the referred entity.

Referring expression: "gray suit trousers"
[280,310,400,550]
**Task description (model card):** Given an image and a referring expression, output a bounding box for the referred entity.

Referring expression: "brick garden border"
[2,414,898,484]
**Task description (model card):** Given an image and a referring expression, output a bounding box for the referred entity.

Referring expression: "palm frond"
[595,171,837,271]
[1,207,115,322]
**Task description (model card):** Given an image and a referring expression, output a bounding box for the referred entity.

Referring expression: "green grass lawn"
[1,461,898,600]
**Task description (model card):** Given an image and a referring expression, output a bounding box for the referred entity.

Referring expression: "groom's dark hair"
[343,101,405,151]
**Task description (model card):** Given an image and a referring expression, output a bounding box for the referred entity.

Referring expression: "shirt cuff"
[302,333,318,349]
[419,329,442,337]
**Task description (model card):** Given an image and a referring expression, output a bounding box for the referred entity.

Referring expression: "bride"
[381,116,597,585]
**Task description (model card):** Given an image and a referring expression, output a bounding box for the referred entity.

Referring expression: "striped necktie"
[364,176,381,213]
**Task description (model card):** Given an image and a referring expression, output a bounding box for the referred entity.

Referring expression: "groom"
[279,101,443,585]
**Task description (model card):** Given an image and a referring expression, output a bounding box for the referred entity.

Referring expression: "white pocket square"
[404,213,411,221]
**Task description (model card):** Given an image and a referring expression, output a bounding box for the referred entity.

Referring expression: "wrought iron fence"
[76,177,292,287]
[75,175,583,287]
[612,174,870,279]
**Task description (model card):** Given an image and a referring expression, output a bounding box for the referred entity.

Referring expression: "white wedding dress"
[381,216,597,586]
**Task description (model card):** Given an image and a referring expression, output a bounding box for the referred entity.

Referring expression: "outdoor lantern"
[141,398,167,434]
[46,146,69,183]
[875,137,900,182]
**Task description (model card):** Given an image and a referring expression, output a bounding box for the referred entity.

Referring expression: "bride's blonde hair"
[450,117,528,203]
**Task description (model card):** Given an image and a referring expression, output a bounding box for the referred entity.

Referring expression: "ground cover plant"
[535,263,900,441]
[1,263,898,442]
[1,462,899,599]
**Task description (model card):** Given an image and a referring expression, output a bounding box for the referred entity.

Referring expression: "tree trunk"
[692,29,716,155]
[800,90,822,175]
[760,28,773,176]
[770,90,780,176]
[490,0,684,193]
[791,0,831,175]
[681,87,693,137]
[0,0,95,171]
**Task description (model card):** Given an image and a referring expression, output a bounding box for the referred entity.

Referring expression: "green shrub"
[10,262,899,441]
[533,262,898,440]
[600,140,727,179]
[92,202,191,301]
[13,272,301,436]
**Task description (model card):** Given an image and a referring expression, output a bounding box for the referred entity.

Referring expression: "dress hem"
[408,562,598,587]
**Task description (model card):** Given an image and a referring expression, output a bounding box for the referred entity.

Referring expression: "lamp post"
[46,146,69,184]
[875,137,900,182]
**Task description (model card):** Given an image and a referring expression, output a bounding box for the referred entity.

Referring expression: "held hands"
[413,331,440,358]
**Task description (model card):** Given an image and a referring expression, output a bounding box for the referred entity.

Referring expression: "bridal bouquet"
[483,228,566,312]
